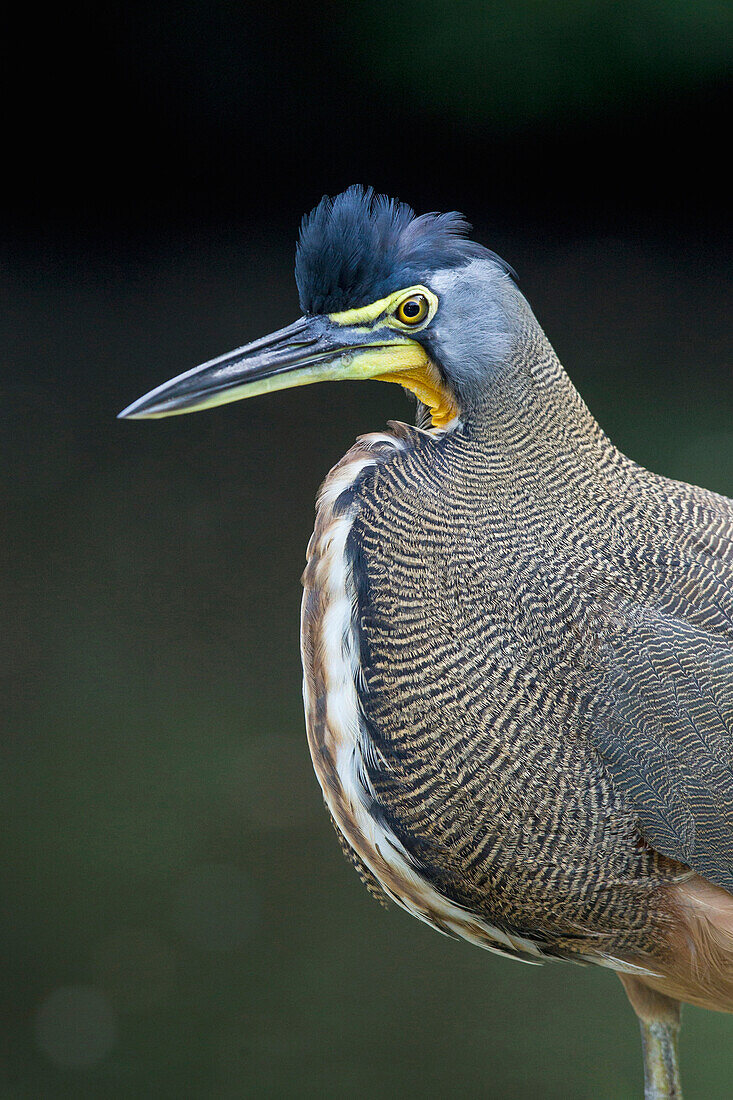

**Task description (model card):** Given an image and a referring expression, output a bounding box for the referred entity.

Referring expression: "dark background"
[3,2,732,1096]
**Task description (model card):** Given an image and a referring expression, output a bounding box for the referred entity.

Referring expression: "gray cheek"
[422,312,515,404]
[425,263,521,387]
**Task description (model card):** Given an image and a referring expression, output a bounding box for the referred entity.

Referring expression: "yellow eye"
[394,294,429,326]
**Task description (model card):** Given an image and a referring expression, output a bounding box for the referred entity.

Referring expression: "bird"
[120,185,733,1098]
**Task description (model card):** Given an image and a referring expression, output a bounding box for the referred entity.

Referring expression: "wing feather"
[595,595,733,892]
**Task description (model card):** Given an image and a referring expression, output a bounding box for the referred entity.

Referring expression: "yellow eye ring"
[394,293,429,326]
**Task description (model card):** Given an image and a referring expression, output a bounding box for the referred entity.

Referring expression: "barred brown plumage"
[301,304,733,981]
[121,186,733,1097]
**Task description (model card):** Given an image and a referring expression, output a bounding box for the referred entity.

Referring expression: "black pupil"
[403,299,421,318]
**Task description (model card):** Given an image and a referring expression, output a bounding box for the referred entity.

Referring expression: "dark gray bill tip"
[117,393,172,419]
[117,401,146,419]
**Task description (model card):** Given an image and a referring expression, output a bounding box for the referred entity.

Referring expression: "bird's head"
[119,186,520,428]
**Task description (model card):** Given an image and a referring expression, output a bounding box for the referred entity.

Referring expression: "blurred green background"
[2,1,732,1096]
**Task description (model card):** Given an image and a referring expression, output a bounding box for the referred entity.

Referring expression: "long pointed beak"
[118,315,430,420]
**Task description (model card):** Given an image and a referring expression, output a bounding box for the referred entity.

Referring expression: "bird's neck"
[459,309,609,470]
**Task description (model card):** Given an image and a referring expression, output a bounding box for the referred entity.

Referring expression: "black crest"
[295,185,509,315]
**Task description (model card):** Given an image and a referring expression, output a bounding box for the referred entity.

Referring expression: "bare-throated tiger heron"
[121,187,733,1098]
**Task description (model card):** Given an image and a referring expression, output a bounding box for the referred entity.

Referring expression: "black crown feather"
[294,185,511,315]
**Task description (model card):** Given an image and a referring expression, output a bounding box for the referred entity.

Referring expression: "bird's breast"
[301,421,675,964]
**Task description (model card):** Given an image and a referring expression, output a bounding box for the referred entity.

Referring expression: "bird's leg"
[639,1015,682,1100]
[619,974,682,1100]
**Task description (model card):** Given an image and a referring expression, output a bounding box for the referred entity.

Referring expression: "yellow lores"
[330,286,458,429]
